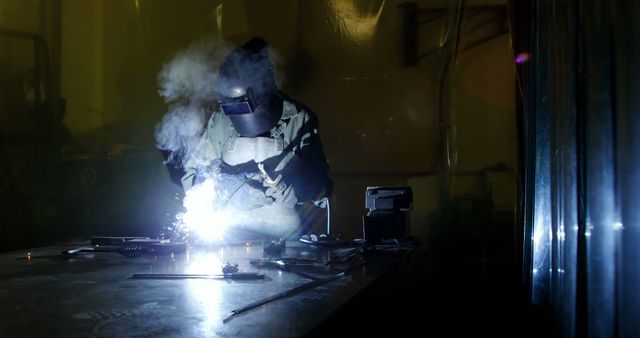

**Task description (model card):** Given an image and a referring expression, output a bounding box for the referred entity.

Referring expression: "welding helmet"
[216,37,283,137]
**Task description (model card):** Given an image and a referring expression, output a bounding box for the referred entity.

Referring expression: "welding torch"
[257,162,282,189]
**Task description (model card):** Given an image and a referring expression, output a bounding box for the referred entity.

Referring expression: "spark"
[178,178,232,243]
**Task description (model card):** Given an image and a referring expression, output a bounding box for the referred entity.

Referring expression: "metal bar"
[464,16,503,34]
[451,0,467,63]
[222,273,344,323]
[250,258,322,280]
[462,29,509,53]
[331,171,435,177]
[62,246,120,255]
[418,47,440,61]
[130,272,265,280]
[418,14,446,26]
[530,0,553,306]
[222,247,417,323]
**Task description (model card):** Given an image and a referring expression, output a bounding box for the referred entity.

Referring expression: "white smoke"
[154,103,205,154]
[155,37,232,164]
[157,37,231,104]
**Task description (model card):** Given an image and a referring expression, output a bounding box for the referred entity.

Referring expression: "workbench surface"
[0,240,414,337]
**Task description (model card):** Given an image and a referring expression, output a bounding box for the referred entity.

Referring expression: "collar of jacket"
[270,100,299,138]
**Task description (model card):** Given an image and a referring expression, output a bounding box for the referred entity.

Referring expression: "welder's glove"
[216,173,272,210]
[264,179,298,209]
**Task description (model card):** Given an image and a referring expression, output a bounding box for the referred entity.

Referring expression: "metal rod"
[130,272,265,280]
[222,272,345,323]
[222,244,419,323]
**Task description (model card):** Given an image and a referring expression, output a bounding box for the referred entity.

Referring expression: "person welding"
[179,37,332,239]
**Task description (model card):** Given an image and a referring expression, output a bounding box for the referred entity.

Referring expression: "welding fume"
[155,37,333,243]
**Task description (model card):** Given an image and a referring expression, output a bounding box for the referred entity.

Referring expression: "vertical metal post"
[398,2,418,67]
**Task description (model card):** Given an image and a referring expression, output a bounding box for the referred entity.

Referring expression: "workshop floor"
[307,241,554,337]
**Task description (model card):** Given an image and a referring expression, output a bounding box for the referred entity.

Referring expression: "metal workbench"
[0,240,415,337]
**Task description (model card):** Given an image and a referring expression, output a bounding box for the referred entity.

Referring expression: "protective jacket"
[181,93,332,209]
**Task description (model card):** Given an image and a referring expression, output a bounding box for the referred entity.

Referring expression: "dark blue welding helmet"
[216,37,283,137]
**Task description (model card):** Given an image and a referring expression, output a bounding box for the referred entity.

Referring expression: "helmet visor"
[219,87,256,116]
[220,101,253,115]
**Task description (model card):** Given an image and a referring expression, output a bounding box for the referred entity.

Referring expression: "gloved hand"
[215,173,272,210]
[264,179,298,208]
[260,152,327,205]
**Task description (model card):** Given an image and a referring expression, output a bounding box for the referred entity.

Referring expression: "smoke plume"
[154,37,232,165]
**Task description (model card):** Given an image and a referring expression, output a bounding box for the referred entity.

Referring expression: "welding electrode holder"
[258,162,282,188]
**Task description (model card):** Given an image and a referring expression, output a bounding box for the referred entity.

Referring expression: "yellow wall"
[59,0,441,167]
[1,0,517,243]
[0,0,54,163]
[61,0,102,135]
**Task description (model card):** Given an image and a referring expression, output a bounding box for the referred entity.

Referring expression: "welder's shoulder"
[282,95,320,125]
[207,109,232,127]
[204,110,234,137]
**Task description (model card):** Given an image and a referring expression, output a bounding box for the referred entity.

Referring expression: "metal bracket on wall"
[461,5,509,53]
[397,2,446,67]
[398,2,509,66]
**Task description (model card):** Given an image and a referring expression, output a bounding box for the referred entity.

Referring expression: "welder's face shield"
[218,86,282,137]
[219,87,256,116]
[215,37,283,137]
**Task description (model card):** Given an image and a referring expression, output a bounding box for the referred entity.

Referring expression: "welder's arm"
[296,111,332,202]
[263,112,332,206]
[180,111,227,192]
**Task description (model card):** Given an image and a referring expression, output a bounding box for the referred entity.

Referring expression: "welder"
[180,37,332,238]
